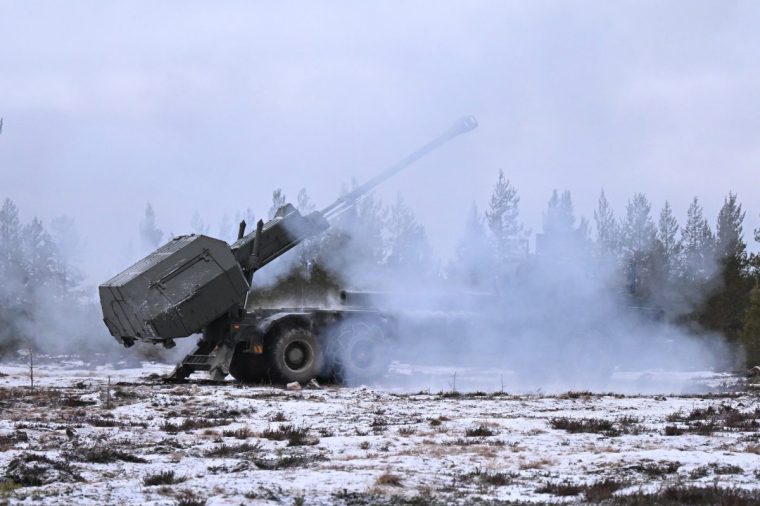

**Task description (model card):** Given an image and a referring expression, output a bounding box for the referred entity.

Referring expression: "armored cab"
[99,235,249,346]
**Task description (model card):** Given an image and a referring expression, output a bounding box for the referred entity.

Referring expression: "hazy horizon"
[1,1,759,286]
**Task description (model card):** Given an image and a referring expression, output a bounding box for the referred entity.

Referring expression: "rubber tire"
[229,343,270,383]
[267,327,323,384]
[333,321,390,385]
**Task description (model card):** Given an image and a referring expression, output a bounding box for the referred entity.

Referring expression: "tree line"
[251,172,760,368]
[0,198,102,356]
[2,171,760,368]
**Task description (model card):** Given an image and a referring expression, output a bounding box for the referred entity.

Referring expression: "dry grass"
[664,425,684,436]
[66,446,147,464]
[519,457,554,470]
[536,481,584,496]
[397,426,415,436]
[5,453,83,486]
[557,391,594,400]
[583,479,628,502]
[143,470,185,486]
[609,485,760,505]
[375,473,402,487]
[176,498,206,506]
[1,479,21,494]
[260,424,318,447]
[468,468,516,487]
[689,462,744,477]
[0,431,28,452]
[204,442,262,458]
[550,416,630,436]
[253,453,321,470]
[630,460,681,477]
[161,418,232,433]
[318,427,335,437]
[58,395,96,407]
[221,427,253,439]
[465,424,496,437]
[666,405,760,435]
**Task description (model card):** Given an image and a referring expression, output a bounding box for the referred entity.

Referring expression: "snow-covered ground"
[0,360,759,505]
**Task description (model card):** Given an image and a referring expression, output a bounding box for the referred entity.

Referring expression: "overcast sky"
[1,1,759,285]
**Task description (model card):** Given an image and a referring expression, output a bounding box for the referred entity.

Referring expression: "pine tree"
[0,198,24,354]
[715,192,745,260]
[294,188,320,271]
[594,190,618,257]
[485,170,526,268]
[620,193,657,299]
[353,192,387,269]
[543,190,575,236]
[268,189,287,219]
[541,189,589,256]
[49,216,84,300]
[0,201,98,357]
[752,218,760,280]
[703,193,751,342]
[450,203,493,288]
[741,284,760,367]
[577,217,591,245]
[311,181,387,289]
[0,199,21,240]
[21,218,57,289]
[645,201,684,315]
[296,189,314,214]
[680,197,715,282]
[0,198,23,279]
[139,203,164,250]
[657,201,681,275]
[385,193,435,282]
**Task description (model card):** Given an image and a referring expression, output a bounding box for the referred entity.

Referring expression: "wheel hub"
[284,342,309,371]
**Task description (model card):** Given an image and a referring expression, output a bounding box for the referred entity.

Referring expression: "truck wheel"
[334,321,390,385]
[229,343,269,383]
[267,327,323,384]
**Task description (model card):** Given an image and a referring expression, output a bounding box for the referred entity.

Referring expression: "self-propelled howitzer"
[98,116,477,382]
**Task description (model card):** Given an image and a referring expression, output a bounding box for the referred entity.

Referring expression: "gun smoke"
[1,147,755,396]
[248,179,746,394]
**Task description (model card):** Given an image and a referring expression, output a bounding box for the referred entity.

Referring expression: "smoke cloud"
[250,182,737,394]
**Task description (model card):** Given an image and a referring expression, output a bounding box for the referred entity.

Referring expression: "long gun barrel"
[321,115,478,221]
[231,115,478,277]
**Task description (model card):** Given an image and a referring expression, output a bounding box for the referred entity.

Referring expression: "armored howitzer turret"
[99,116,478,350]
[99,116,477,383]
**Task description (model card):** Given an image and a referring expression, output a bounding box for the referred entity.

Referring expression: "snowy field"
[1,359,759,505]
